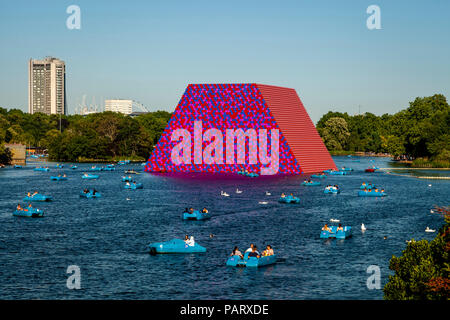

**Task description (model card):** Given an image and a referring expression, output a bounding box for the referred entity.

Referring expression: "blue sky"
[0,0,449,123]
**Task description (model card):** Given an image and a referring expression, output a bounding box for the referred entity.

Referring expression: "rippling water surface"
[0,156,448,299]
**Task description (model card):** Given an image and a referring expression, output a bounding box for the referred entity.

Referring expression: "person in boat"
[231,246,243,258]
[183,208,189,214]
[186,236,195,246]
[16,204,22,211]
[83,189,88,193]
[322,224,333,232]
[28,203,32,208]
[363,188,367,191]
[381,189,385,193]
[337,224,344,232]
[374,188,379,192]
[307,178,312,183]
[189,208,194,213]
[92,189,97,195]
[280,193,286,198]
[63,174,66,177]
[201,207,208,213]
[245,244,260,255]
[27,192,31,197]
[32,191,38,197]
[248,246,260,259]
[126,182,130,186]
[262,245,274,256]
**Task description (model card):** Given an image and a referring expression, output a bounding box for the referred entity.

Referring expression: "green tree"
[384,207,450,300]
[319,117,350,151]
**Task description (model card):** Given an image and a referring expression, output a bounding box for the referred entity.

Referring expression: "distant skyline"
[1,0,449,123]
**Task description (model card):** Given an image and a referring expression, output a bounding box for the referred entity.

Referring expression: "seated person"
[16,204,22,210]
[280,193,286,198]
[28,203,32,208]
[231,246,243,258]
[189,208,194,213]
[32,191,38,196]
[245,244,261,256]
[381,189,385,193]
[337,224,344,231]
[201,207,208,213]
[27,192,31,197]
[262,245,274,256]
[185,236,195,246]
[248,247,260,259]
[322,224,333,232]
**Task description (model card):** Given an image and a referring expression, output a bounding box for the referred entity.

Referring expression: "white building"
[28,57,66,115]
[104,99,133,115]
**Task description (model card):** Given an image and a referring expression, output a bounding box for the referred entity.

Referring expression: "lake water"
[0,156,448,299]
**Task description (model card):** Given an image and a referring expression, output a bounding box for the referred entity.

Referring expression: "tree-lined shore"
[0,109,171,163]
[1,94,449,167]
[316,94,450,168]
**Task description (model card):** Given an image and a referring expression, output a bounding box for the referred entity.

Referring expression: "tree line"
[1,93,449,165]
[0,108,171,163]
[316,94,450,166]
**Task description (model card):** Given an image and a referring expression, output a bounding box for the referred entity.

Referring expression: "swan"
[265,191,271,196]
[428,184,432,187]
[361,223,367,232]
[425,227,435,233]
[259,201,268,205]
[430,209,434,213]
[236,188,242,194]
[330,219,340,223]
[221,191,230,197]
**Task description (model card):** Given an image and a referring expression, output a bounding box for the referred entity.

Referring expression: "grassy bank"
[411,158,450,168]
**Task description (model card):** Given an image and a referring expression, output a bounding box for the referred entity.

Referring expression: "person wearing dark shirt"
[248,247,260,258]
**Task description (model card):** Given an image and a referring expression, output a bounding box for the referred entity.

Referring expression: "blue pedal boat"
[358,190,386,197]
[329,170,347,175]
[340,167,353,171]
[302,181,321,186]
[50,176,67,181]
[23,194,53,202]
[89,166,104,171]
[278,195,300,204]
[124,182,143,189]
[122,176,133,182]
[82,174,99,179]
[55,164,64,168]
[324,187,340,194]
[148,239,206,254]
[183,210,211,220]
[70,165,78,169]
[226,252,277,267]
[13,207,44,218]
[360,184,375,190]
[14,165,22,169]
[245,172,259,177]
[80,190,101,198]
[311,174,326,179]
[34,167,50,172]
[320,226,352,239]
